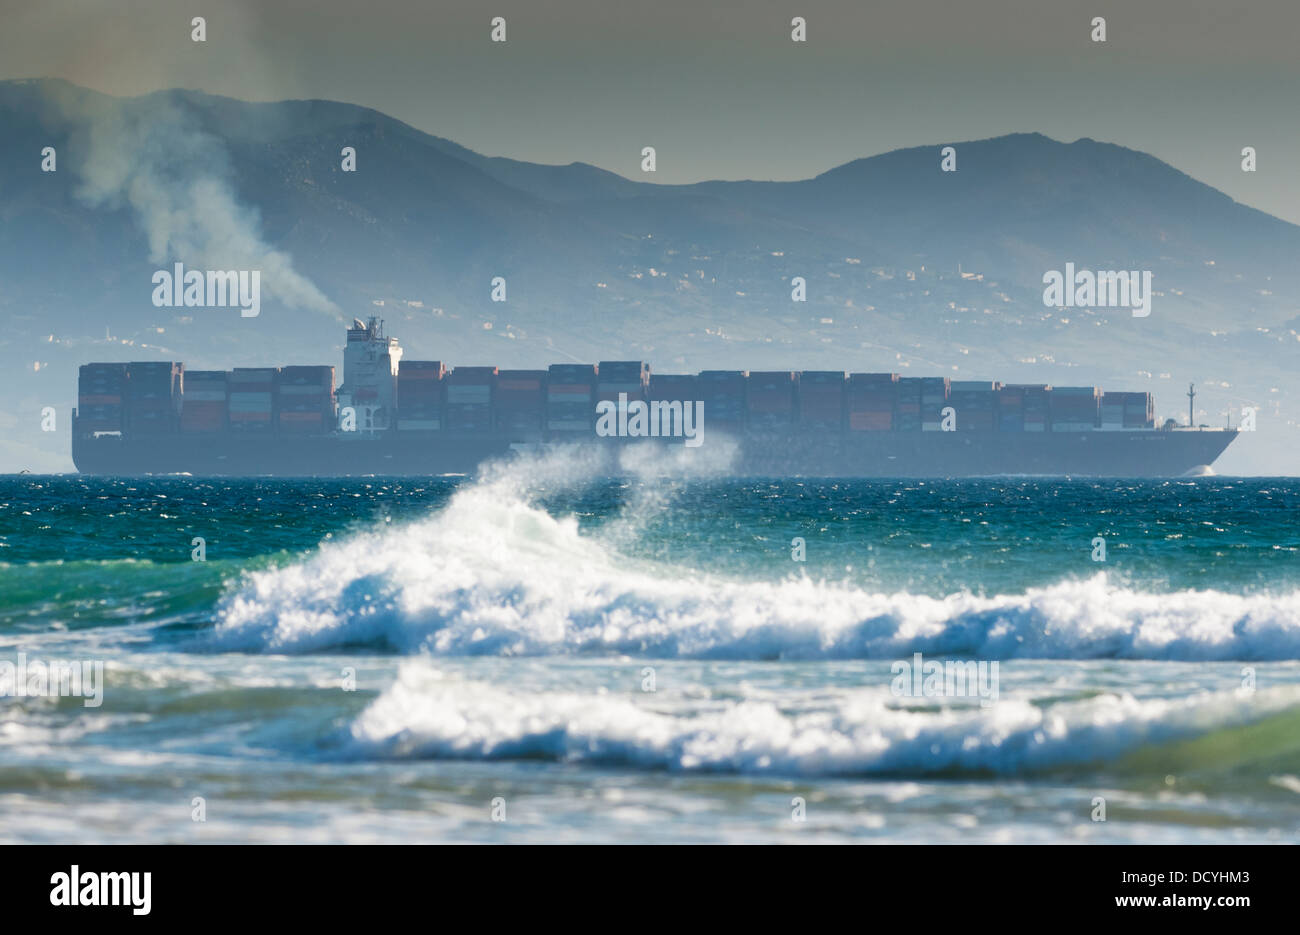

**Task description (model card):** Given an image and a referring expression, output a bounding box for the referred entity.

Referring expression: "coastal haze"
[0,0,1297,478]
[3,0,1300,852]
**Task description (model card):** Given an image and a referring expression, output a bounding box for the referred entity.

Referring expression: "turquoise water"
[2,457,1299,842]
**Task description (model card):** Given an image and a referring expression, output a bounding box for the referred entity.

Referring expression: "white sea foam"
[210,453,1300,661]
[348,661,1300,775]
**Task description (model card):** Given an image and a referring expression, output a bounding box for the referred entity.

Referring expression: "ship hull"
[71,426,1238,478]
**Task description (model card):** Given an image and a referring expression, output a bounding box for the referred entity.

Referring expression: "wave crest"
[209,454,1300,661]
[347,661,1300,775]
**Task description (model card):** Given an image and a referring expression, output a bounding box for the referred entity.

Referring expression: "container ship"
[71,317,1237,477]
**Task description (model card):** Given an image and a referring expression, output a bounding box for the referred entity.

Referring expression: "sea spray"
[208,452,1300,660]
[345,660,1300,776]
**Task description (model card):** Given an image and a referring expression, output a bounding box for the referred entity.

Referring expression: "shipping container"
[1099,390,1154,429]
[397,361,446,432]
[226,368,277,433]
[279,365,334,386]
[77,363,128,433]
[180,370,228,434]
[746,371,796,432]
[228,367,276,380]
[995,385,1025,432]
[796,371,846,430]
[124,362,183,435]
[442,367,497,433]
[1048,386,1100,431]
[847,373,898,431]
[1006,384,1051,432]
[693,371,746,434]
[228,368,277,391]
[276,409,331,435]
[399,360,447,377]
[919,376,950,429]
[948,380,999,432]
[495,369,547,438]
[647,374,698,397]
[547,364,598,434]
[643,374,699,437]
[894,378,924,432]
[275,365,335,434]
[79,362,127,393]
[596,361,650,401]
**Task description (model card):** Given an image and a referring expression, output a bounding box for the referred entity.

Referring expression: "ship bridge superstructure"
[338,317,402,433]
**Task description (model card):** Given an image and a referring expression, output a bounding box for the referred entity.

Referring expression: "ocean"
[2,452,1299,843]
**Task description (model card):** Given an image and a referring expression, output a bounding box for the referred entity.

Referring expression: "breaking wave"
[209,451,1300,661]
[346,661,1300,776]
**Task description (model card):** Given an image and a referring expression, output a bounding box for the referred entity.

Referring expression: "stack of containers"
[227,367,277,434]
[846,373,898,431]
[597,361,650,412]
[495,369,547,438]
[397,361,446,431]
[276,365,335,435]
[895,378,924,431]
[546,364,598,436]
[125,362,183,436]
[996,385,1025,432]
[1130,392,1155,429]
[746,371,797,432]
[1014,384,1051,432]
[646,374,699,436]
[920,377,950,431]
[1099,391,1155,429]
[1049,386,1100,431]
[948,381,1000,432]
[180,370,229,434]
[696,371,747,434]
[445,366,497,433]
[77,363,128,434]
[796,371,846,431]
[1099,391,1125,430]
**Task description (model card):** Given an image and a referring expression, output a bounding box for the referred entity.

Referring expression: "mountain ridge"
[0,78,1294,473]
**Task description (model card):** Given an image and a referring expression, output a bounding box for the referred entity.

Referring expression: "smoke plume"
[54,84,338,316]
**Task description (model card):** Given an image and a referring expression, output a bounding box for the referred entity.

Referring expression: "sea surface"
[2,451,1299,843]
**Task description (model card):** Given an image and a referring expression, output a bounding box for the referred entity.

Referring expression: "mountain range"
[1,78,1295,473]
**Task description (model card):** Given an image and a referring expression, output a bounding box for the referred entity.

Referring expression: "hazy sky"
[3,0,1299,222]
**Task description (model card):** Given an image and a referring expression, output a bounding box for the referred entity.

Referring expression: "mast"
[1187,382,1195,428]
